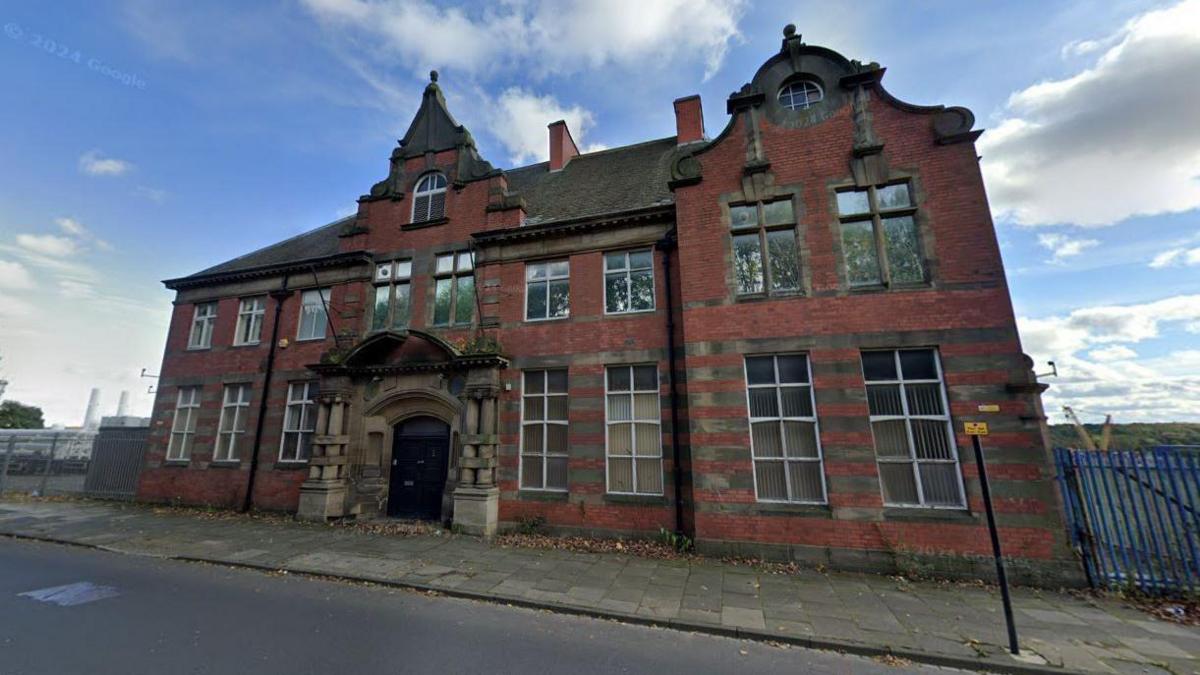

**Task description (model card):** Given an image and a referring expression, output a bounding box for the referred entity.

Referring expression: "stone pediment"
[313,330,507,376]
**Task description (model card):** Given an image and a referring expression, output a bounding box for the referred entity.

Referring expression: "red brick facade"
[137,31,1078,584]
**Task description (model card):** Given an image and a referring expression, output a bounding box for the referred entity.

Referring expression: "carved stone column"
[297,382,351,521]
[452,368,501,536]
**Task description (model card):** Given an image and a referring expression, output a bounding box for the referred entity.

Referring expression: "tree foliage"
[1049,423,1200,450]
[0,400,45,429]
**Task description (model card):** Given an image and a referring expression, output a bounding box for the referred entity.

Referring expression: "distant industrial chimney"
[117,390,130,417]
[83,388,101,430]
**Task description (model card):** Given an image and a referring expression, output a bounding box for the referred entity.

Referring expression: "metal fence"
[0,426,147,500]
[1055,446,1200,596]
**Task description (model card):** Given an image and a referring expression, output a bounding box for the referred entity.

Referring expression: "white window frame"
[603,249,655,315]
[279,381,318,463]
[863,349,965,509]
[234,296,266,346]
[604,364,663,496]
[411,172,448,223]
[778,80,823,110]
[166,386,201,461]
[744,354,827,504]
[297,288,331,341]
[214,384,251,462]
[188,302,217,350]
[525,260,570,321]
[433,252,474,327]
[518,369,569,492]
[371,260,412,332]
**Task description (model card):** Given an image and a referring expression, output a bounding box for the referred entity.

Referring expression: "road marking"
[19,582,119,606]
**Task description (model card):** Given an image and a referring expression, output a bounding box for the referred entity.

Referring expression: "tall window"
[412,172,448,222]
[525,260,569,321]
[372,260,412,331]
[279,382,318,463]
[188,302,216,349]
[520,370,568,491]
[604,249,654,314]
[862,349,963,508]
[745,354,825,503]
[730,199,800,295]
[297,288,330,341]
[433,252,474,326]
[166,386,200,461]
[214,384,251,462]
[234,296,266,346]
[605,365,662,495]
[836,182,924,287]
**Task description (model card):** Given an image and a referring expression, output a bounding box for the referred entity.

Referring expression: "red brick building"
[139,29,1078,583]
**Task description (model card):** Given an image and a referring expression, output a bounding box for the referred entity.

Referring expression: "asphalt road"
[0,538,959,675]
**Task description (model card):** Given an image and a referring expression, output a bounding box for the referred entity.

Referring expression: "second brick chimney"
[673,95,705,144]
[548,120,579,171]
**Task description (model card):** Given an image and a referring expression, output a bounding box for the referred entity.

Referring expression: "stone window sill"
[402,217,449,231]
[163,460,191,468]
[517,490,569,502]
[752,502,833,518]
[208,461,242,469]
[603,493,668,506]
[882,506,977,523]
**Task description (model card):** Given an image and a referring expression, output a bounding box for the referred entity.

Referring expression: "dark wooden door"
[387,417,450,520]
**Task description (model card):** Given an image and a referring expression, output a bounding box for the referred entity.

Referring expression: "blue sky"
[0,0,1197,426]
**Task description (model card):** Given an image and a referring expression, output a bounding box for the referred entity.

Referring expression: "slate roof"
[183,216,352,279]
[171,136,681,286]
[505,136,678,225]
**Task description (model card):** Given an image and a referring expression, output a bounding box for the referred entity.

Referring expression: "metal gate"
[1055,446,1200,595]
[82,426,148,500]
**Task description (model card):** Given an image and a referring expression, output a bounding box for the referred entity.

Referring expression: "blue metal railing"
[1055,446,1200,595]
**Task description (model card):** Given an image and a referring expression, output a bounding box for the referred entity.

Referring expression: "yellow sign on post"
[965,421,989,436]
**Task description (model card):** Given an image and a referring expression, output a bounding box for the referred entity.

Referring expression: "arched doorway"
[387,416,451,519]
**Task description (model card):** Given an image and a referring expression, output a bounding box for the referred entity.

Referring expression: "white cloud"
[1036,232,1099,262]
[488,88,598,164]
[980,0,1200,227]
[1020,293,1200,422]
[134,185,168,203]
[15,233,78,257]
[301,0,745,80]
[78,149,134,176]
[1088,345,1138,362]
[55,217,113,251]
[1149,246,1200,268]
[0,260,34,290]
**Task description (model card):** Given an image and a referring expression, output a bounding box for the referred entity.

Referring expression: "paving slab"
[2,499,1197,675]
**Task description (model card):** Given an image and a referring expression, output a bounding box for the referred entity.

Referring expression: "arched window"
[412,172,448,222]
[777,80,823,111]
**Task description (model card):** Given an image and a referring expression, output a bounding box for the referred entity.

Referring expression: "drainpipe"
[241,278,291,513]
[655,229,686,536]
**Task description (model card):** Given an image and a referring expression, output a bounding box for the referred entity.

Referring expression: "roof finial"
[783,24,796,38]
[430,69,439,83]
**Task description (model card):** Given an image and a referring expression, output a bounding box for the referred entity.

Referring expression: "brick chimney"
[548,120,579,171]
[673,95,705,144]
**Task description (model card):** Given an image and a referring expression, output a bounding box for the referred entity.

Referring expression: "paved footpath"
[1,500,1196,674]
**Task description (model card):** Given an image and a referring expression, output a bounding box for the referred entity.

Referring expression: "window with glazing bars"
[297,289,330,341]
[836,182,924,287]
[371,260,412,331]
[605,365,662,495]
[604,249,654,313]
[214,384,251,462]
[730,198,801,295]
[412,172,447,222]
[279,381,318,463]
[520,370,568,491]
[745,354,826,503]
[433,252,474,326]
[862,349,964,508]
[166,386,200,461]
[234,296,265,345]
[525,260,569,320]
[188,302,216,349]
